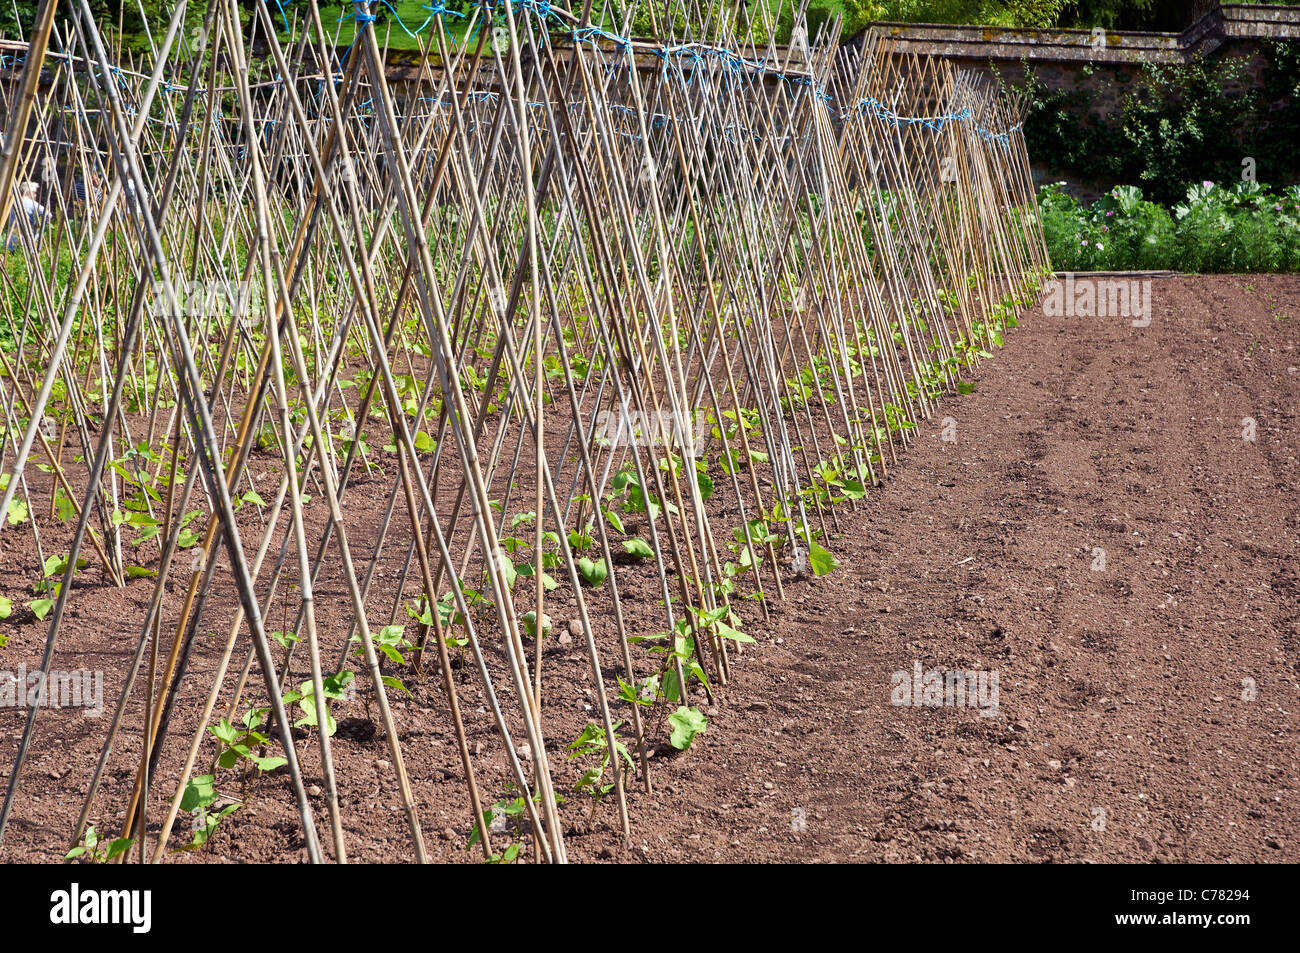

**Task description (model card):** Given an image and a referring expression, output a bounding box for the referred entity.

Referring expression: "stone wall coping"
[865,3,1300,64]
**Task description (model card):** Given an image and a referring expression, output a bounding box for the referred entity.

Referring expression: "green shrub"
[1012,41,1300,204]
[1039,181,1300,273]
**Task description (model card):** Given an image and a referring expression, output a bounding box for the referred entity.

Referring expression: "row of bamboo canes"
[0,0,1047,862]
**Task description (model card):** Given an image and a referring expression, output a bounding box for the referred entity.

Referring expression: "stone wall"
[862,3,1300,189]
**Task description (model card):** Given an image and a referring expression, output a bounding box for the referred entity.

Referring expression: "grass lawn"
[273,2,474,52]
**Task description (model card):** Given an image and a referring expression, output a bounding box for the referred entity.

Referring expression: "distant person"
[122,178,141,217]
[8,182,50,250]
[73,171,105,216]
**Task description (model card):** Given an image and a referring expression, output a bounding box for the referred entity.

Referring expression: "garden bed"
[4,272,1296,862]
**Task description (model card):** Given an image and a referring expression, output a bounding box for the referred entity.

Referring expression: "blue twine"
[344,8,378,27]
[17,12,1025,147]
[570,25,630,53]
[274,0,295,32]
[841,96,1020,141]
[519,0,552,20]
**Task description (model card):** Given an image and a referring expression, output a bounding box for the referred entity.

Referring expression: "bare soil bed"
[2,273,1297,863]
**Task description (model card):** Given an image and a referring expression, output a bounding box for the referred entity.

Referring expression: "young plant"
[282,669,356,737]
[29,553,88,619]
[667,705,708,751]
[352,622,414,698]
[576,555,608,587]
[65,825,134,863]
[208,706,288,790]
[467,783,563,864]
[503,511,562,592]
[567,720,635,821]
[412,595,470,668]
[173,773,241,853]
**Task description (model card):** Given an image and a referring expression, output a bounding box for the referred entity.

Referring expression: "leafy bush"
[1013,41,1300,204]
[1040,180,1300,273]
[1117,56,1258,205]
[1170,181,1300,273]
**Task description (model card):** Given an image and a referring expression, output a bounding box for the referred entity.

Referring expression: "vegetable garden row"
[0,0,1047,862]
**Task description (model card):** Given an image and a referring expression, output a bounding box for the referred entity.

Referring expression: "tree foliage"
[1010,40,1300,203]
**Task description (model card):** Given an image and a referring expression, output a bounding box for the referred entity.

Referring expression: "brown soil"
[2,273,1298,863]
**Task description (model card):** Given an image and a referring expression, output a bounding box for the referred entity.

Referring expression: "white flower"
[1095,243,1104,251]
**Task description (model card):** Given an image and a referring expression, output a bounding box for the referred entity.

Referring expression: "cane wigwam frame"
[0,0,1047,863]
